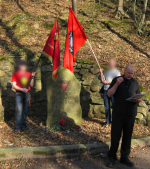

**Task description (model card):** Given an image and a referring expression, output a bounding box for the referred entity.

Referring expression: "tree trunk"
[137,0,148,35]
[72,0,77,17]
[118,0,124,14]
[115,0,129,20]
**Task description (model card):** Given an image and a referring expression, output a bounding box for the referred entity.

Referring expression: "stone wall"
[0,57,150,127]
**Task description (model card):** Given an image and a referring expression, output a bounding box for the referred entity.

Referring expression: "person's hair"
[125,64,134,71]
[18,60,27,66]
[108,58,116,63]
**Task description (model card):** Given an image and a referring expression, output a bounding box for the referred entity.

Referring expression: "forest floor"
[0,146,150,169]
[0,0,150,91]
[0,116,150,148]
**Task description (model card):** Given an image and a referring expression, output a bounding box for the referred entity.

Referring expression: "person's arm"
[107,77,124,97]
[99,68,111,85]
[12,81,28,93]
[30,72,36,87]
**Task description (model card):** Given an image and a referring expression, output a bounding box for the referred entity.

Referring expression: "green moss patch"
[75,58,107,70]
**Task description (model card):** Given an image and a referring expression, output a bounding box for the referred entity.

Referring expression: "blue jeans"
[15,92,29,131]
[103,90,114,124]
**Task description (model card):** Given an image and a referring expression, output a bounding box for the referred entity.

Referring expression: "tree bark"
[72,0,77,17]
[115,0,126,19]
[137,0,148,35]
[118,0,124,14]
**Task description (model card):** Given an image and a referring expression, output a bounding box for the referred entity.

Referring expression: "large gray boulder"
[46,68,82,126]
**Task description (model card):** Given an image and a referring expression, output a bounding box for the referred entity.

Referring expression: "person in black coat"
[106,65,142,168]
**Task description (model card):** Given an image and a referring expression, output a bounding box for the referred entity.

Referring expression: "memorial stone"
[47,68,82,126]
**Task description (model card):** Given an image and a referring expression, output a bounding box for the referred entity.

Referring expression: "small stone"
[0,70,5,77]
[73,62,77,67]
[90,67,99,74]
[91,96,104,105]
[137,107,148,117]
[76,64,81,68]
[147,100,150,105]
[90,79,101,92]
[82,80,92,86]
[88,104,94,118]
[94,105,105,114]
[79,68,89,75]
[81,64,91,69]
[138,101,148,108]
[136,113,144,120]
[82,73,95,80]
[74,68,80,73]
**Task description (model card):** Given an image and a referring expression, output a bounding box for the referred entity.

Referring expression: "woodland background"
[0,0,150,91]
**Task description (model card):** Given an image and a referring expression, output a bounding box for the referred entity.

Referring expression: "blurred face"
[19,64,27,72]
[108,59,116,69]
[124,68,134,80]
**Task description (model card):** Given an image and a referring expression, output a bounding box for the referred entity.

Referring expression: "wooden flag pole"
[87,39,105,80]
[26,51,43,89]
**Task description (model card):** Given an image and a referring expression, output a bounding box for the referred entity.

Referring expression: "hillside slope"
[0,0,150,91]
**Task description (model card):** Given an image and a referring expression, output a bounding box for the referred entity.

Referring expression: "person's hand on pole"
[99,68,103,74]
[31,72,36,77]
[22,88,28,93]
[30,72,36,87]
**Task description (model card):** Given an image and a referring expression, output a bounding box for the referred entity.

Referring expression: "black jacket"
[108,76,140,117]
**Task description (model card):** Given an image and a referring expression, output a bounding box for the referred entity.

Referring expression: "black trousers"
[108,114,135,159]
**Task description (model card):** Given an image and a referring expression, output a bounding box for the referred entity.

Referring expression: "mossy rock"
[90,67,99,75]
[82,80,92,86]
[79,68,89,75]
[94,105,105,114]
[137,107,148,117]
[136,113,144,120]
[138,101,148,108]
[82,73,95,81]
[47,67,82,126]
[135,119,146,125]
[94,112,106,119]
[88,104,94,118]
[91,96,104,105]
[90,79,101,92]
[81,64,91,69]
[76,64,81,69]
[75,58,106,70]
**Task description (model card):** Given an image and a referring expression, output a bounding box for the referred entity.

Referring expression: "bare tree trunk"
[34,0,37,20]
[118,0,124,14]
[72,0,77,17]
[115,0,129,19]
[137,0,148,35]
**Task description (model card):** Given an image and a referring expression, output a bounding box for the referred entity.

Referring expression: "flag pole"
[26,51,43,89]
[87,39,105,80]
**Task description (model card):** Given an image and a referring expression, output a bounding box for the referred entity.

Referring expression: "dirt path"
[0,147,150,169]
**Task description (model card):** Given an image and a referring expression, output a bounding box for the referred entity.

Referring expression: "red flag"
[63,7,87,73]
[43,19,60,80]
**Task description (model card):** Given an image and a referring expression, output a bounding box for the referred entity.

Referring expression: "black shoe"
[21,128,27,132]
[106,157,115,168]
[14,129,20,133]
[120,157,135,167]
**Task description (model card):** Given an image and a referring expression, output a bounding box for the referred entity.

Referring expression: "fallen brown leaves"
[1,0,150,92]
[0,116,150,149]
